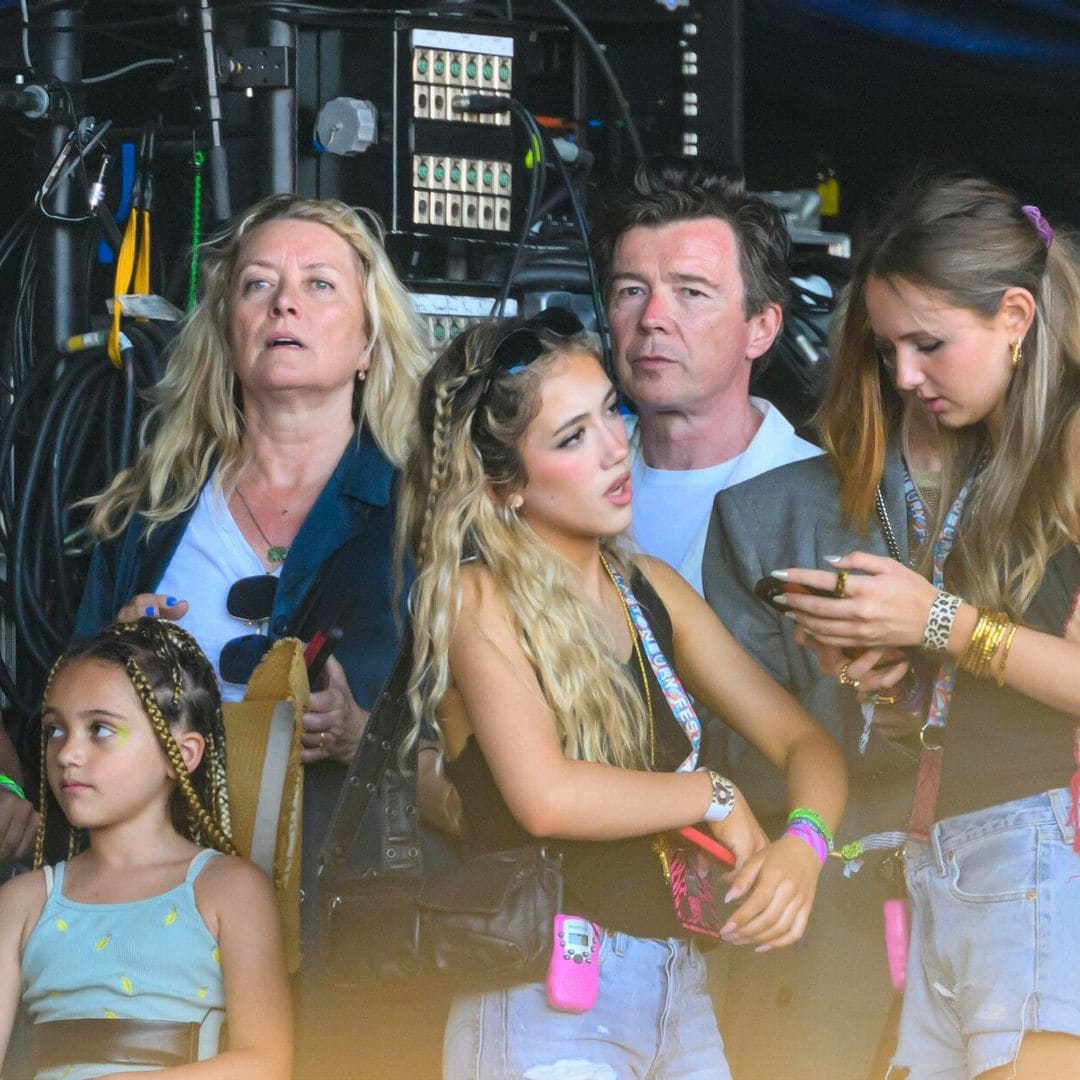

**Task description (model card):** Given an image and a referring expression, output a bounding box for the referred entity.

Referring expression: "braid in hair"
[123,656,235,854]
[34,655,66,869]
[416,356,486,566]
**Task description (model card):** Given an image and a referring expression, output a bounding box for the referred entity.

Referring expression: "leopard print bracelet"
[923,590,962,652]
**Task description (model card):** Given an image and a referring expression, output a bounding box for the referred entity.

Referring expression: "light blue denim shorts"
[443,931,730,1080]
[891,788,1080,1080]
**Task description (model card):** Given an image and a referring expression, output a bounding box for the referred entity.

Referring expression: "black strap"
[318,629,420,878]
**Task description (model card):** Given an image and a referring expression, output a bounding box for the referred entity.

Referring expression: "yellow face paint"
[115,725,130,745]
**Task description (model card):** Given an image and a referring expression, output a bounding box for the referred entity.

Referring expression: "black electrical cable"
[536,127,609,365]
[11,353,103,666]
[48,359,111,623]
[493,98,547,317]
[545,0,644,162]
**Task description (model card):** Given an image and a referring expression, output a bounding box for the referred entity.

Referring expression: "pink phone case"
[884,898,910,992]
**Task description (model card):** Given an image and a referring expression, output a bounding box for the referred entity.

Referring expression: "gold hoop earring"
[1011,340,1022,370]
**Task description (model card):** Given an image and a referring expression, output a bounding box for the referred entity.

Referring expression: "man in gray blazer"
[703,440,919,1080]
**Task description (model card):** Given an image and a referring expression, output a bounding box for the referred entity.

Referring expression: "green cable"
[186,150,206,312]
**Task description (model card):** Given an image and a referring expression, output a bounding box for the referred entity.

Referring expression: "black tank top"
[444,567,694,939]
[935,544,1080,821]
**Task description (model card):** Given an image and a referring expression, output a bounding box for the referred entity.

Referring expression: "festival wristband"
[699,768,735,824]
[0,774,26,800]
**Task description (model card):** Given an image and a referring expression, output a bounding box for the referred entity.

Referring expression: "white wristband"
[699,768,736,824]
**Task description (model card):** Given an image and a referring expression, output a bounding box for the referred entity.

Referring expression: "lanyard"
[904,465,979,731]
[602,558,701,773]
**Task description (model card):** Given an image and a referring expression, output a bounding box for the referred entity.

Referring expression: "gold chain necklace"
[600,554,671,881]
[235,487,289,564]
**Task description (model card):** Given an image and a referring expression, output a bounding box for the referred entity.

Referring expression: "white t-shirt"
[157,481,281,702]
[629,398,822,594]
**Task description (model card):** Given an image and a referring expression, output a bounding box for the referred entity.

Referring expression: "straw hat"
[222,637,309,973]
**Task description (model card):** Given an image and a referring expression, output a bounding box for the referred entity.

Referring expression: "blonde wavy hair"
[86,194,430,539]
[400,318,650,768]
[819,175,1080,615]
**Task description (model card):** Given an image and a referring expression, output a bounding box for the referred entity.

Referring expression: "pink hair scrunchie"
[1022,204,1054,250]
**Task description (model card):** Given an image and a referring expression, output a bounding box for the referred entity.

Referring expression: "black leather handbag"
[317,633,562,993]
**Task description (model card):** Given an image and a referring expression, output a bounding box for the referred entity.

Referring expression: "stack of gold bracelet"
[958,608,1019,686]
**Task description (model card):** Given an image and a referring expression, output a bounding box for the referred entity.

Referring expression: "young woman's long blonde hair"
[819,175,1080,615]
[400,319,650,768]
[85,194,430,539]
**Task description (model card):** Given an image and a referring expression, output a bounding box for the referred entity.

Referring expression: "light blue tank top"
[22,848,227,1078]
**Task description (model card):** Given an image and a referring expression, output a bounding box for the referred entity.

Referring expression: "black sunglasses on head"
[219,574,278,685]
[488,307,585,380]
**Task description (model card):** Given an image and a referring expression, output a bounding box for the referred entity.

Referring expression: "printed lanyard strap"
[904,465,979,731]
[604,561,701,773]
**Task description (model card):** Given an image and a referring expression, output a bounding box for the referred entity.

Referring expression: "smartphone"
[754,575,838,612]
[677,826,735,867]
[304,627,344,686]
[546,915,600,1013]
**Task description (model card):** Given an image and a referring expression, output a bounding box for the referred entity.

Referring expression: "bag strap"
[318,629,418,877]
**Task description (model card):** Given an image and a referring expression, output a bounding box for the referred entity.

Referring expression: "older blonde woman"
[73,194,436,1076]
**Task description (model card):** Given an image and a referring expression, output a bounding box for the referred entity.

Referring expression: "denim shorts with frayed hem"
[443,931,730,1080]
[890,788,1080,1080]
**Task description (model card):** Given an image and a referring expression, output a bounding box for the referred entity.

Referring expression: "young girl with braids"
[0,619,291,1079]
[400,310,847,1078]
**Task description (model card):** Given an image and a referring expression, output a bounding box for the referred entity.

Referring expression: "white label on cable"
[106,294,185,321]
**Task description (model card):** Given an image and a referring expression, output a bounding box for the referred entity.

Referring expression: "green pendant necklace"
[235,487,289,564]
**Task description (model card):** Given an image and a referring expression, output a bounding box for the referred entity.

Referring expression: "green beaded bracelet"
[787,806,833,849]
[0,774,25,800]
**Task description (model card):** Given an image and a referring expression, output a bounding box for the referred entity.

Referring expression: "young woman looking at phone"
[776,176,1080,1079]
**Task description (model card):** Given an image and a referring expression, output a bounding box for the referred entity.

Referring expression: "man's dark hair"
[590,157,792,318]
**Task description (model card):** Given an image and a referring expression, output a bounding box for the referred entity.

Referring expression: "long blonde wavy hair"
[818,175,1080,615]
[400,319,650,769]
[85,194,430,539]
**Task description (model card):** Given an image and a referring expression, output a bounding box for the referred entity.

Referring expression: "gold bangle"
[959,609,992,673]
[995,623,1018,687]
[959,609,1009,677]
[981,616,1009,676]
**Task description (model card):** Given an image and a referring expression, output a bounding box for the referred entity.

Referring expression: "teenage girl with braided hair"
[400,311,847,1078]
[0,618,291,1079]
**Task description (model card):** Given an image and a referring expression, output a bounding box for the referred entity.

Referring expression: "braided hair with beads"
[34,618,236,867]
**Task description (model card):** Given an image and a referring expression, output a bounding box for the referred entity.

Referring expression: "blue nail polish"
[165,596,178,606]
[145,606,156,616]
